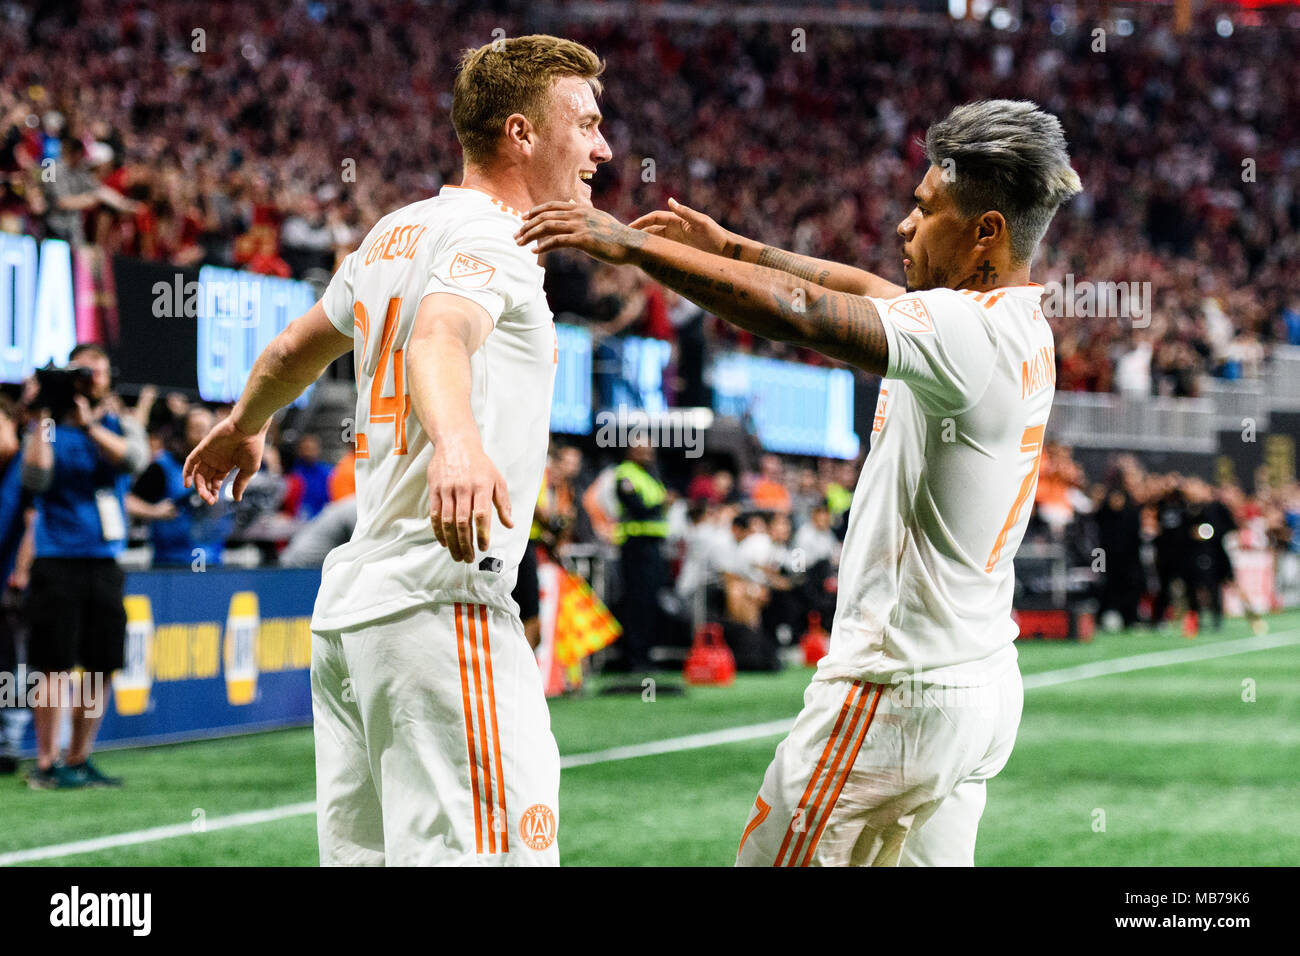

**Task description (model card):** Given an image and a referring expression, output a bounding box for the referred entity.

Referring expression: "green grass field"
[3,612,1298,866]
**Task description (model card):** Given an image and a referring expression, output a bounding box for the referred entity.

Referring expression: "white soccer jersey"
[312,185,556,632]
[818,284,1056,685]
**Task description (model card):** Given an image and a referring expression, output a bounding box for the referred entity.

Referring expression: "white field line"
[4,628,1296,866]
[0,802,316,866]
[1020,629,1300,690]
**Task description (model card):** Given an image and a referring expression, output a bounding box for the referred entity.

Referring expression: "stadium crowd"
[1026,443,1298,632]
[2,1,1299,397]
[4,2,1300,778]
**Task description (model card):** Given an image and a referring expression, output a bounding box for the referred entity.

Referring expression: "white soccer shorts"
[736,662,1023,867]
[311,601,560,866]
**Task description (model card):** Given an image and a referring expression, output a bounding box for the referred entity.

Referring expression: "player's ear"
[972,211,1006,254]
[503,113,535,157]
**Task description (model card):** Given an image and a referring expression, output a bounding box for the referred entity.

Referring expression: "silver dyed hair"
[925,100,1083,265]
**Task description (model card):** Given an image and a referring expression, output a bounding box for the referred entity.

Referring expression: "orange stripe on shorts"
[478,604,509,853]
[738,796,771,857]
[786,682,874,866]
[799,684,884,866]
[454,603,484,854]
[773,681,862,866]
[466,605,499,853]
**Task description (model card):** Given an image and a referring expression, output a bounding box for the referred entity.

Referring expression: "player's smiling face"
[897,165,976,292]
[529,75,612,206]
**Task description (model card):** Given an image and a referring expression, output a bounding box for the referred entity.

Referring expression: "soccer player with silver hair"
[519,99,1082,866]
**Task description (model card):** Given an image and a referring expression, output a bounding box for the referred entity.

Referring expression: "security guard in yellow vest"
[614,440,667,672]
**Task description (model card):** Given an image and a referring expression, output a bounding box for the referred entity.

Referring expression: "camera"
[30,363,95,419]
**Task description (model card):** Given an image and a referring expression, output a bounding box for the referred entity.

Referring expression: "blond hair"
[452,34,604,167]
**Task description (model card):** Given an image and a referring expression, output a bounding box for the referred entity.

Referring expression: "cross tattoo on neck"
[976,260,997,284]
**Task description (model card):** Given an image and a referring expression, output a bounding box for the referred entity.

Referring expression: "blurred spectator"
[685,463,719,503]
[1093,484,1143,630]
[761,512,802,643]
[515,446,584,651]
[235,224,292,277]
[128,406,234,568]
[674,497,721,612]
[1113,336,1153,397]
[789,466,822,527]
[328,449,356,502]
[0,396,32,775]
[20,343,148,789]
[750,454,791,513]
[721,512,767,630]
[287,434,331,521]
[43,137,138,247]
[231,444,298,555]
[581,459,619,544]
[1149,478,1191,628]
[825,460,857,529]
[1183,478,1237,631]
[1034,443,1088,535]
[613,441,668,672]
[280,496,358,568]
[793,503,838,571]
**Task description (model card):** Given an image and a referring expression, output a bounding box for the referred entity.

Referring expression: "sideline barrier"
[16,568,319,757]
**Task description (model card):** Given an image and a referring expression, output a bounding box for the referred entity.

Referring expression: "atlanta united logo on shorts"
[519,804,557,850]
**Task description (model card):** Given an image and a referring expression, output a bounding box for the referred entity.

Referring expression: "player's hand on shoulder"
[629,198,730,256]
[515,201,644,265]
[426,435,513,564]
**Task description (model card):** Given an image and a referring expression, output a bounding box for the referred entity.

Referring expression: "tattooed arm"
[629,198,905,299]
[517,202,889,375]
[751,244,904,299]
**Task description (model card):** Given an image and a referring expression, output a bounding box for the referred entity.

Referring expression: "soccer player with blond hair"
[185,35,612,865]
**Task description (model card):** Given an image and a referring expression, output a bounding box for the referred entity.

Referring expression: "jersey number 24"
[353,297,410,458]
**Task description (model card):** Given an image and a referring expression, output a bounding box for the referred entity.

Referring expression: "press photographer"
[20,344,149,789]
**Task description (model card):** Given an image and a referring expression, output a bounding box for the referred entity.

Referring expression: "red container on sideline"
[684,624,736,686]
[801,611,828,666]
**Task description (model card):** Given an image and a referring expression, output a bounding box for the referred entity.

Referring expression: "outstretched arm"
[230,300,353,436]
[630,198,905,299]
[184,300,351,503]
[518,203,890,376]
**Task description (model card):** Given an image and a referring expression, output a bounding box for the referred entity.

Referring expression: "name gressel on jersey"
[818,284,1056,687]
[311,186,557,633]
